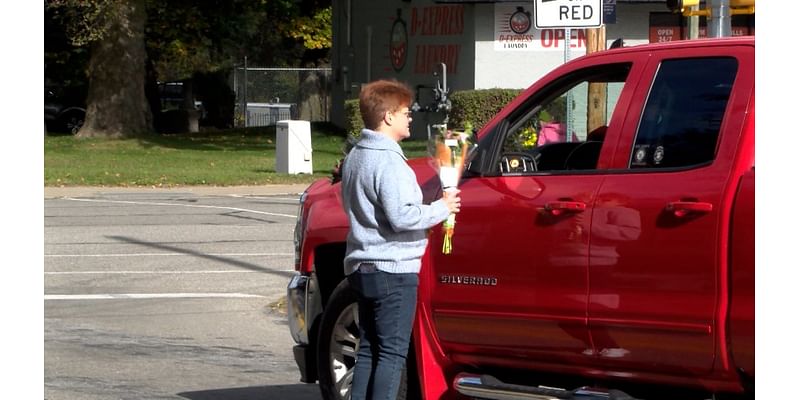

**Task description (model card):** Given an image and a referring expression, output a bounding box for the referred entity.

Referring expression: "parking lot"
[44,187,321,400]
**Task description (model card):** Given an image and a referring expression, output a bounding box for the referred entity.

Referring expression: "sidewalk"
[44,184,312,199]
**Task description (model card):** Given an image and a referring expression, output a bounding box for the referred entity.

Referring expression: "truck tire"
[58,109,85,135]
[316,279,410,400]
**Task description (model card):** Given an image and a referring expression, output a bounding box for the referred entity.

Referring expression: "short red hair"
[359,79,412,130]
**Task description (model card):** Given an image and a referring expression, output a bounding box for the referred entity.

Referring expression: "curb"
[44,184,312,199]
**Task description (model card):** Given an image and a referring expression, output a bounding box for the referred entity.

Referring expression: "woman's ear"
[383,110,393,126]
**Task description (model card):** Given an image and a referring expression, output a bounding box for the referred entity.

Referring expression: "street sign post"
[534,0,604,29]
[533,0,605,137]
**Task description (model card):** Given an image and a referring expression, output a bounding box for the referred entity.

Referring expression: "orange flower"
[428,124,473,254]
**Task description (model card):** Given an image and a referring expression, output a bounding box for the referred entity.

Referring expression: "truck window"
[629,57,738,169]
[498,63,630,174]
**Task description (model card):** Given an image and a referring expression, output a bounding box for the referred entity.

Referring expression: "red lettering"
[444,6,452,34]
[411,8,419,36]
[413,44,460,74]
[438,6,449,35]
[452,6,463,35]
[425,7,434,35]
[410,5,464,37]
[576,29,586,48]
[541,30,554,48]
[450,45,459,72]
[431,7,439,35]
[554,29,565,48]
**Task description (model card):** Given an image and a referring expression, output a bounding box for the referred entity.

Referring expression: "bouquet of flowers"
[430,121,473,254]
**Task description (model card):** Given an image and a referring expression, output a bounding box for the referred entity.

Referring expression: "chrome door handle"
[544,201,587,216]
[666,201,713,217]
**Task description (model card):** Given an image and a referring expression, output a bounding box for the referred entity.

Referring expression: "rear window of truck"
[630,57,738,169]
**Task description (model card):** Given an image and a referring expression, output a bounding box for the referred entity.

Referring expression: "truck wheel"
[59,110,85,135]
[316,279,410,400]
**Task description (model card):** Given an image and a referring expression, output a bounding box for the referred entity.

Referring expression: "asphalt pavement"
[44,185,322,400]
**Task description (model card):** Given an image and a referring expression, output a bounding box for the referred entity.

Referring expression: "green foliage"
[543,95,567,122]
[344,99,364,138]
[143,1,333,80]
[145,1,265,81]
[282,6,332,50]
[449,89,523,131]
[47,0,332,85]
[343,89,521,140]
[237,0,331,67]
[47,0,123,47]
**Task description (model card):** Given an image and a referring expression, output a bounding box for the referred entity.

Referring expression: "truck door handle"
[544,201,586,216]
[666,201,713,217]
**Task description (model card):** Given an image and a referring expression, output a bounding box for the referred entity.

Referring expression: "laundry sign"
[495,3,588,53]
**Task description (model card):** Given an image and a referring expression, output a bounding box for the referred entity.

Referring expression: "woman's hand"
[442,188,461,214]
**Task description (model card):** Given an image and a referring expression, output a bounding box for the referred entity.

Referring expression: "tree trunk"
[181,79,200,133]
[78,0,153,138]
[298,70,332,122]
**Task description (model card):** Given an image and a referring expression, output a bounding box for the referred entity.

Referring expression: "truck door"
[587,46,754,375]
[425,57,646,368]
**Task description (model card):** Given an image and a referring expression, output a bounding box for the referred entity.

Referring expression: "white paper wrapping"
[439,166,459,188]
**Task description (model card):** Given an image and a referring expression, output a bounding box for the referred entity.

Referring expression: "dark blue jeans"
[347,269,419,400]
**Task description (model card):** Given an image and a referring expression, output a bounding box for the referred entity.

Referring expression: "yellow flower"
[520,126,538,148]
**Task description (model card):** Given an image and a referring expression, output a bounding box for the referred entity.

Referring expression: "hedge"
[343,88,524,138]
[344,99,364,137]
[449,88,522,131]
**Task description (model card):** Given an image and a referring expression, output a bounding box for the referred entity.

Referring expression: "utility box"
[276,120,313,174]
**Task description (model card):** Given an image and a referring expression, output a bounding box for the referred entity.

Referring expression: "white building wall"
[474,2,666,90]
[330,0,669,133]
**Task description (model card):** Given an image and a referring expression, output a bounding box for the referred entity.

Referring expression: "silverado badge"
[439,275,498,286]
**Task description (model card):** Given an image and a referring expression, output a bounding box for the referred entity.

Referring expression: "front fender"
[299,183,349,275]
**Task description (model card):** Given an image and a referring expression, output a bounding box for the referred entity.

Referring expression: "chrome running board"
[454,373,638,400]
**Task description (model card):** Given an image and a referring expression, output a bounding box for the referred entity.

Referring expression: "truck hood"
[308,156,442,205]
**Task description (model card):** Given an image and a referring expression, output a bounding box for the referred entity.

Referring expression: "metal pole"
[564,28,573,142]
[243,56,248,127]
[687,5,699,39]
[366,26,372,82]
[708,0,732,38]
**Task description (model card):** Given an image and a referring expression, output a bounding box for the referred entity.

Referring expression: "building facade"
[330,0,753,137]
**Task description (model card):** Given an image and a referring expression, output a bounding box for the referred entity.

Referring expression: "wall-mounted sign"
[406,4,465,75]
[648,12,755,43]
[495,3,588,52]
[390,9,408,72]
[603,0,617,24]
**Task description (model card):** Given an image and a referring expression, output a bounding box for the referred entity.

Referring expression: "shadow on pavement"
[178,383,321,400]
[106,235,295,278]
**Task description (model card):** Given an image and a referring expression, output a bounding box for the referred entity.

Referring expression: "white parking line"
[63,197,297,218]
[44,270,268,275]
[228,194,300,201]
[45,293,265,300]
[45,252,292,258]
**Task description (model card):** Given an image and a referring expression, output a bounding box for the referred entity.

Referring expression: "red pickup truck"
[287,37,754,400]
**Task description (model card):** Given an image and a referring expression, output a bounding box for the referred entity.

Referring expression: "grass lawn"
[44,124,430,187]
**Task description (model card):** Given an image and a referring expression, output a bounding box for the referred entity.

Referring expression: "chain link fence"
[232,65,332,127]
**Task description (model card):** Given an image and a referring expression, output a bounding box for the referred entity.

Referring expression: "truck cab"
[287,37,754,400]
